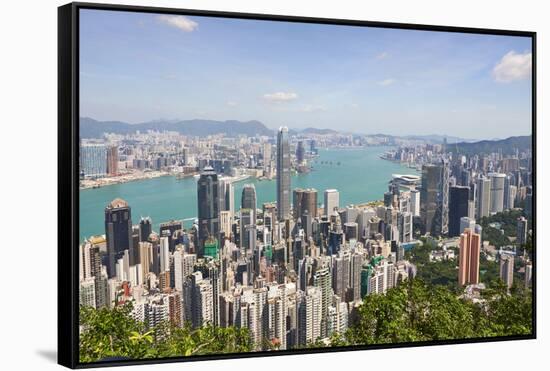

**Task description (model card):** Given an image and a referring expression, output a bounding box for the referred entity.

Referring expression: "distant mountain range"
[80,118,530,154]
[451,135,532,155]
[300,127,339,135]
[81,118,348,139]
[80,117,273,138]
[402,134,475,144]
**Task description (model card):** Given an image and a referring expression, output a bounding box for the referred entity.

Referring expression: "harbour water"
[79,147,418,241]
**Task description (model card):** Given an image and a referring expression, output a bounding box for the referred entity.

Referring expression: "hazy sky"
[80,9,533,139]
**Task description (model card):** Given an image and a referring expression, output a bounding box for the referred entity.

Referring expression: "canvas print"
[77,8,534,364]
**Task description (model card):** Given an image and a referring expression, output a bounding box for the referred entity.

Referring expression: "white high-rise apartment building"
[367,260,395,295]
[220,210,233,237]
[324,189,340,216]
[79,278,96,308]
[159,236,170,273]
[189,272,213,328]
[327,300,348,337]
[297,286,322,346]
[410,189,420,217]
[477,176,491,218]
[145,296,170,328]
[489,173,506,213]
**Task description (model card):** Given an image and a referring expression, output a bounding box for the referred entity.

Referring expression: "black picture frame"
[58,2,537,369]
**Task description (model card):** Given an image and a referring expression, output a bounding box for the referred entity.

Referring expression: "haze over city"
[80,10,532,140]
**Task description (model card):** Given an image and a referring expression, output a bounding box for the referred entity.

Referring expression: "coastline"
[79,147,419,240]
[80,170,174,190]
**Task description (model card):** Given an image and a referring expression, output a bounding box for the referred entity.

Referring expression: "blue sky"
[80,9,532,139]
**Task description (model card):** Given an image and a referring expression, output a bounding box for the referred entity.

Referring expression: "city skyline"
[78,121,534,361]
[80,10,532,139]
[75,8,534,364]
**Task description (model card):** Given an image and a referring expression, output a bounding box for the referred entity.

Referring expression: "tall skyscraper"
[220,180,235,216]
[332,251,351,300]
[197,167,220,256]
[105,198,133,278]
[507,185,517,210]
[293,188,318,220]
[159,236,170,273]
[138,217,152,242]
[420,164,441,235]
[436,159,450,236]
[241,184,257,222]
[263,143,272,164]
[458,228,481,286]
[276,127,291,220]
[449,186,470,237]
[503,175,512,210]
[499,254,514,289]
[297,287,322,346]
[219,210,233,238]
[517,216,528,246]
[184,272,213,328]
[324,189,339,216]
[106,145,119,176]
[477,176,491,218]
[313,266,332,337]
[79,242,107,308]
[489,173,506,214]
[410,189,420,217]
[159,220,183,253]
[240,208,254,250]
[296,140,305,163]
[138,241,153,281]
[168,292,183,328]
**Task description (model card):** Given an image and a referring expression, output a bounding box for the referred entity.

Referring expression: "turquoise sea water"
[79,147,418,241]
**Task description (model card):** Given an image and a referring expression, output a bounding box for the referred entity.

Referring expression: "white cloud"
[157,15,198,32]
[226,101,238,107]
[493,51,532,83]
[301,104,326,112]
[263,92,298,103]
[375,52,389,60]
[378,78,396,87]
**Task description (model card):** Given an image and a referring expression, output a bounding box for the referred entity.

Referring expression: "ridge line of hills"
[80,117,531,154]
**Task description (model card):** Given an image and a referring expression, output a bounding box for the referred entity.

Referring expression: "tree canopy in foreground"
[79,279,532,362]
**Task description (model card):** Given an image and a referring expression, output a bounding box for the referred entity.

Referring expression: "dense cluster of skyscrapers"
[387,142,533,290]
[80,130,533,351]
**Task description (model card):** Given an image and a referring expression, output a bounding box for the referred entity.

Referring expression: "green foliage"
[79,303,252,363]
[478,252,500,287]
[523,232,534,257]
[80,280,532,362]
[480,209,523,248]
[346,279,474,345]
[478,282,533,337]
[345,278,532,347]
[405,241,458,290]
